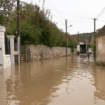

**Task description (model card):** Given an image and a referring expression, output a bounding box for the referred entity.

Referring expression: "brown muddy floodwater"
[0,55,105,105]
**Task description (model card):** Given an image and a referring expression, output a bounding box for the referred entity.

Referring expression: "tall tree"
[0,0,16,25]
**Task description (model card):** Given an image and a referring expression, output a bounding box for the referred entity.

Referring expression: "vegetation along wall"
[0,1,78,48]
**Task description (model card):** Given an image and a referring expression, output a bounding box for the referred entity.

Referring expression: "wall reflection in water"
[0,69,6,105]
[4,66,20,105]
[94,65,105,100]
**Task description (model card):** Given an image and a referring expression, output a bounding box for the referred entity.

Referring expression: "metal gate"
[5,35,10,54]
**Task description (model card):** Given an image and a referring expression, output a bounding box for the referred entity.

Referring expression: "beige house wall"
[96,35,105,63]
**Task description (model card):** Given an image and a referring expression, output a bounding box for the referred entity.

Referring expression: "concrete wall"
[0,26,11,69]
[7,35,15,65]
[0,69,6,105]
[96,35,105,63]
[27,45,77,61]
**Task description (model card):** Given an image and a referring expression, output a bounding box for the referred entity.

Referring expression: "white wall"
[0,26,11,69]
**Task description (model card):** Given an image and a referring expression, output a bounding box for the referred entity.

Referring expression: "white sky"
[21,0,105,34]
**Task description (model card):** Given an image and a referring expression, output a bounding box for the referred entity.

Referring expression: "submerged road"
[0,55,105,105]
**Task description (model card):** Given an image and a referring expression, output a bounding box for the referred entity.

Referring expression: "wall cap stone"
[0,26,6,32]
[6,35,15,39]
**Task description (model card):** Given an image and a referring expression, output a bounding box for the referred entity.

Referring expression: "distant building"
[77,42,87,54]
[96,25,105,64]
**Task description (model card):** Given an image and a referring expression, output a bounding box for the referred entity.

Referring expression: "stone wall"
[26,45,77,61]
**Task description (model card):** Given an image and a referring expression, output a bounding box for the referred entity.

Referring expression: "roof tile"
[97,25,105,36]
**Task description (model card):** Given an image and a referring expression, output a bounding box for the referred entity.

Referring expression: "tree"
[87,43,92,48]
[6,2,78,47]
[0,0,16,25]
[67,35,78,54]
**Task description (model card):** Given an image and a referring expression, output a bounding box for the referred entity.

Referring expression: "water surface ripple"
[0,55,105,105]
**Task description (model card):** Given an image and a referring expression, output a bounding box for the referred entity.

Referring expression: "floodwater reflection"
[0,55,105,105]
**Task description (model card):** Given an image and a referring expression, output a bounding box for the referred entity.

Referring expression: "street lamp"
[67,25,72,46]
[65,19,72,56]
[68,25,72,28]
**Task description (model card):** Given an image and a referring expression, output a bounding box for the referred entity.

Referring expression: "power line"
[46,1,105,22]
[46,0,92,20]
[45,4,65,25]
[44,0,105,34]
[45,3,77,34]
[53,14,65,25]
[96,7,105,18]
[68,29,75,34]
[97,19,105,23]
[48,0,66,19]
[55,11,92,20]
[45,4,92,20]
[60,13,92,20]
[45,2,93,32]
[45,4,65,20]
[45,1,65,20]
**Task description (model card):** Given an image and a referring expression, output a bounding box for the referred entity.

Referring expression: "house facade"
[96,25,105,64]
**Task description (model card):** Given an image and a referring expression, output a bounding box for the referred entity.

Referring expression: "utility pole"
[78,31,79,44]
[94,18,96,61]
[65,19,67,56]
[17,0,20,65]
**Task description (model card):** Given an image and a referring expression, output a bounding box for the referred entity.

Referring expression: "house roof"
[97,25,105,36]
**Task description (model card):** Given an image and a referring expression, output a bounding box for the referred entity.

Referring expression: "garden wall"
[26,45,77,61]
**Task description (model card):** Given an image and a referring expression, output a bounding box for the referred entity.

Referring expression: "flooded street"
[0,55,105,105]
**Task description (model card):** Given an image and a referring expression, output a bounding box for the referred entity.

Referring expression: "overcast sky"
[20,0,105,34]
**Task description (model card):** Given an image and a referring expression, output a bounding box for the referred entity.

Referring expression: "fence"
[5,36,10,54]
[14,45,27,62]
